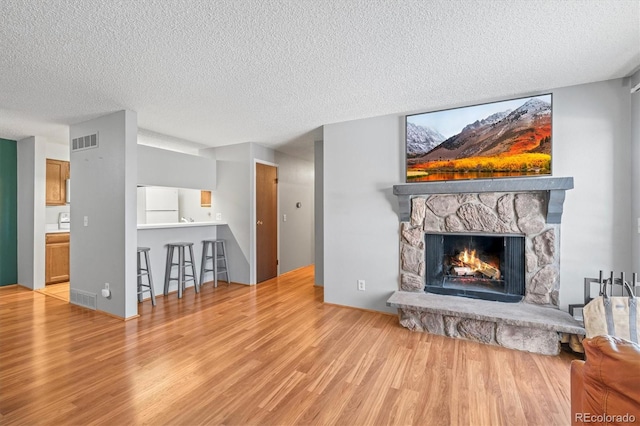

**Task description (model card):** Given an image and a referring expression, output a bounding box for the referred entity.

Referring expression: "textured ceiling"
[1,0,639,159]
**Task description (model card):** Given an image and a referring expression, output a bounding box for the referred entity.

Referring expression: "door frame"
[251,159,279,285]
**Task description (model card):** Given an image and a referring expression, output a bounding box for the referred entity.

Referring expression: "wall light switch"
[83,216,88,227]
[216,213,222,221]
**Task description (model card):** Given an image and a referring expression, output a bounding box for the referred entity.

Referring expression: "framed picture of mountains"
[405,94,552,182]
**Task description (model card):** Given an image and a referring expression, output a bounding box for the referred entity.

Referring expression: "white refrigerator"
[137,187,179,224]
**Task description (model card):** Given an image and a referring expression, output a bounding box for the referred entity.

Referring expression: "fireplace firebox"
[424,233,525,303]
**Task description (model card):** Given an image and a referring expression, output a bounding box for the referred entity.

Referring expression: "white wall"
[275,150,314,274]
[322,78,635,313]
[138,144,216,190]
[553,79,632,305]
[631,70,640,274]
[138,128,204,156]
[212,143,252,284]
[323,115,402,313]
[16,136,46,290]
[70,110,138,318]
[314,139,324,286]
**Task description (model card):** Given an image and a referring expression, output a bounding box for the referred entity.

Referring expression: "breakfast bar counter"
[138,221,227,230]
[137,221,228,297]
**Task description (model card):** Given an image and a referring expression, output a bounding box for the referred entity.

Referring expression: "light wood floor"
[0,265,578,425]
[35,281,70,302]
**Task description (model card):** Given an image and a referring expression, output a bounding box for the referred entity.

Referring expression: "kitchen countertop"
[46,224,70,234]
[46,222,227,232]
[137,221,227,230]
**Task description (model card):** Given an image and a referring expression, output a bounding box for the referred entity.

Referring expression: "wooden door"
[256,163,278,283]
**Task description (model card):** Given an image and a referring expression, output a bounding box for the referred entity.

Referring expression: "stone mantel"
[393,176,574,223]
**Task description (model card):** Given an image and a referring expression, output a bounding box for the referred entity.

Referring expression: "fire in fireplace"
[425,233,525,303]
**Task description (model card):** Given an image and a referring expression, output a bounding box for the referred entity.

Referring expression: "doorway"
[256,162,278,283]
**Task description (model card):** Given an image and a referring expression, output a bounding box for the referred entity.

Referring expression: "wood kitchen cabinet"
[201,190,212,207]
[46,233,70,285]
[46,159,70,206]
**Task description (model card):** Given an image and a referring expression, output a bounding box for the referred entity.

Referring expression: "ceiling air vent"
[71,133,98,151]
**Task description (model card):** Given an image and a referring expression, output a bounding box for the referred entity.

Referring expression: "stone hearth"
[387,291,584,355]
[387,177,585,355]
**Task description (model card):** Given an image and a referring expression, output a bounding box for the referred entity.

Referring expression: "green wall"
[0,138,18,286]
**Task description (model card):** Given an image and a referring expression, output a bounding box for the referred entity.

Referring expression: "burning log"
[456,249,501,280]
[453,266,474,276]
[476,262,501,280]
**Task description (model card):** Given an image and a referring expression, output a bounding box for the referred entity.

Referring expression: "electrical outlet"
[283,214,287,222]
[357,280,365,291]
[102,283,111,298]
[216,213,222,221]
[84,216,88,226]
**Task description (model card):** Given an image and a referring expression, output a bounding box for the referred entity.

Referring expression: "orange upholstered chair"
[571,335,640,425]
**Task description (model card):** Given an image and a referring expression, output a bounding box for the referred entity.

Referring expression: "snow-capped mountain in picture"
[406,122,446,156]
[423,98,551,160]
[406,95,552,182]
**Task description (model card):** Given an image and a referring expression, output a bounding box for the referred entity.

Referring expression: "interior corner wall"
[0,138,18,286]
[70,110,138,318]
[631,69,640,274]
[553,79,632,308]
[322,78,633,313]
[314,139,324,286]
[323,115,402,314]
[275,150,315,274]
[16,137,46,289]
[213,143,252,284]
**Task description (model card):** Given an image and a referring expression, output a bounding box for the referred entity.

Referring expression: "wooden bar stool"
[164,242,199,298]
[137,247,156,306]
[199,239,230,288]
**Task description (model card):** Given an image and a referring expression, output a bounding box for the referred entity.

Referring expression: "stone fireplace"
[424,232,526,303]
[387,177,585,355]
[402,190,560,306]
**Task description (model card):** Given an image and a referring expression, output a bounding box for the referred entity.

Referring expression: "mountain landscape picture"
[406,94,552,182]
